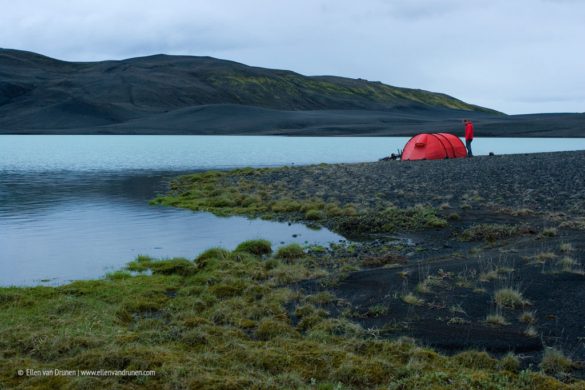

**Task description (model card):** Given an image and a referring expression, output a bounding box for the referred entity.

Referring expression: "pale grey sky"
[1,0,584,114]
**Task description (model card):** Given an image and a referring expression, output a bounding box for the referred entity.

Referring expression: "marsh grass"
[449,304,467,315]
[105,270,133,280]
[559,217,585,230]
[497,353,520,373]
[333,205,447,235]
[519,311,536,324]
[361,252,406,268]
[196,247,231,261]
[540,348,574,377]
[235,239,273,256]
[494,287,526,309]
[366,304,389,317]
[525,325,539,338]
[0,246,575,389]
[479,270,500,282]
[495,207,535,217]
[541,227,559,238]
[559,242,574,253]
[534,251,557,264]
[416,275,447,294]
[460,224,520,242]
[305,209,324,221]
[401,293,425,306]
[557,256,578,273]
[447,317,469,325]
[275,243,305,260]
[304,291,336,305]
[486,313,509,326]
[153,168,448,236]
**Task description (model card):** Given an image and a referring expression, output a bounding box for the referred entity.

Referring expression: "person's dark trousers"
[466,139,473,157]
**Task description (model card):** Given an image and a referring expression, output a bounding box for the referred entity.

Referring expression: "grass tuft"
[494,288,526,309]
[401,293,424,306]
[498,353,520,372]
[196,247,231,261]
[275,243,305,260]
[235,239,272,256]
[519,311,536,324]
[486,314,509,326]
[540,347,574,377]
[256,319,298,340]
[525,326,538,338]
[557,256,577,272]
[105,270,132,281]
[460,224,520,242]
[305,209,324,221]
[366,304,389,317]
[541,227,558,237]
[534,251,557,264]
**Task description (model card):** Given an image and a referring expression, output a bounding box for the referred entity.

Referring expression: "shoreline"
[2,150,585,388]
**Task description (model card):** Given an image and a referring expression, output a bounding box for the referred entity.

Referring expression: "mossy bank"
[1,241,582,389]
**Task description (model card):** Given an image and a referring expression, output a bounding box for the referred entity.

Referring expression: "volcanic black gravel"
[265,151,585,368]
[253,150,585,215]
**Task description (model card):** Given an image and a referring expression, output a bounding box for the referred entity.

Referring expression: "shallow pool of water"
[0,170,343,286]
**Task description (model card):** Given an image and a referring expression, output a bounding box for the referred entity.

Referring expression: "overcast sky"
[1,0,584,114]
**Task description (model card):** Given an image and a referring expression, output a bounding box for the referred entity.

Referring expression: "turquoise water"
[0,135,405,171]
[1,135,585,171]
[1,135,584,286]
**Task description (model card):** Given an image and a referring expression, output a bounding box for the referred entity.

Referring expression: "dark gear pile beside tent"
[401,133,467,160]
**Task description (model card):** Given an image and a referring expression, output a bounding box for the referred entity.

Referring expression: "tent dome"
[401,133,467,160]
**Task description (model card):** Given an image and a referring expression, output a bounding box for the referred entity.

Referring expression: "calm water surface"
[1,135,584,286]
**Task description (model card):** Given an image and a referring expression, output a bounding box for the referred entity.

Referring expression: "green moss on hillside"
[202,71,499,113]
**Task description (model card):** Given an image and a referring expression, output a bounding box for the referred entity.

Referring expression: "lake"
[1,135,585,286]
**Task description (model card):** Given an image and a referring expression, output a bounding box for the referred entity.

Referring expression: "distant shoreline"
[2,109,583,137]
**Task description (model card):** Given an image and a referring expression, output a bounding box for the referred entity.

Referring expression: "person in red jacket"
[464,119,474,157]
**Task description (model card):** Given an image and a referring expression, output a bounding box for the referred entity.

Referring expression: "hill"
[0,48,582,136]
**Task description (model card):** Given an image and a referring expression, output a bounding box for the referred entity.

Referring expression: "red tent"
[401,133,467,160]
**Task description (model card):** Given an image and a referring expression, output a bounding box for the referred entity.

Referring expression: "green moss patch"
[151,167,448,237]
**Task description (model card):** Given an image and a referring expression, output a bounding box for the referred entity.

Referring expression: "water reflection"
[0,170,342,286]
[1,170,172,215]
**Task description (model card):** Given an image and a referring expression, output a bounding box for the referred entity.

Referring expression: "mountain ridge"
[0,48,498,113]
[1,48,583,137]
[0,48,501,132]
